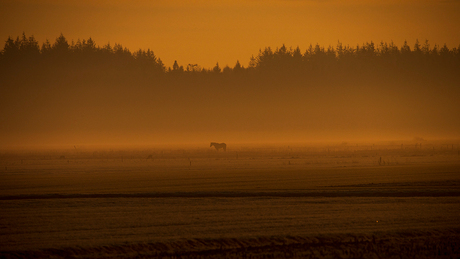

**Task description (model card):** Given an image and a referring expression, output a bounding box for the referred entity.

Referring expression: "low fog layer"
[1,35,459,148]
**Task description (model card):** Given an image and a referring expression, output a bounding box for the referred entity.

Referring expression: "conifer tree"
[52,33,70,53]
[212,62,221,73]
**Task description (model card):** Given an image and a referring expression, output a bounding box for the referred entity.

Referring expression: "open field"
[0,143,459,258]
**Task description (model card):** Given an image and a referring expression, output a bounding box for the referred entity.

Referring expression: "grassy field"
[0,143,459,258]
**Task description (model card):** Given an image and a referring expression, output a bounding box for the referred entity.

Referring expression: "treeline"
[1,33,459,146]
[1,33,459,77]
[0,33,165,74]
[252,41,460,75]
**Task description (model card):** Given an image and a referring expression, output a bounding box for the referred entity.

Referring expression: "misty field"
[1,144,459,258]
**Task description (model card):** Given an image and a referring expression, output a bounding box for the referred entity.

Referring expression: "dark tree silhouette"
[1,33,459,84]
[212,62,221,73]
[52,33,70,53]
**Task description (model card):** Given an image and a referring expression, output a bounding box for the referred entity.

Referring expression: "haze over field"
[1,2,460,258]
[1,35,459,148]
[1,0,460,148]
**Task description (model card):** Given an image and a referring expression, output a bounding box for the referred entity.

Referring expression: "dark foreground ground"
[1,145,459,258]
[2,230,459,259]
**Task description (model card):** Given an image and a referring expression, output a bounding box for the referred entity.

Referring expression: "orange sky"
[1,0,460,69]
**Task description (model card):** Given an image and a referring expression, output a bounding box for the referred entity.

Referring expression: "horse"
[210,142,227,151]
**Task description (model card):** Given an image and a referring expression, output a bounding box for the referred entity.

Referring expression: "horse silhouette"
[210,142,226,151]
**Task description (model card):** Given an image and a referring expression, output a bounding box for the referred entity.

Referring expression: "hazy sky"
[1,0,460,68]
